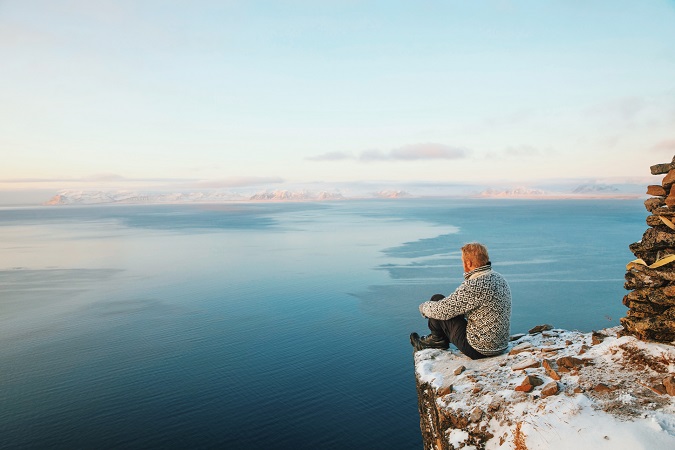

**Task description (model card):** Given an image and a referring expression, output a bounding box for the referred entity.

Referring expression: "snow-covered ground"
[414,326,675,449]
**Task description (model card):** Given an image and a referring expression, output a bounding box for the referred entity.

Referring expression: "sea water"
[0,199,646,449]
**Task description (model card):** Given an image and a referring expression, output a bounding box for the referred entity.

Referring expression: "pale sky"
[1,0,675,192]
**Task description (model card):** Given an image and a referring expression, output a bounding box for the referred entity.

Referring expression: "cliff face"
[413,326,675,450]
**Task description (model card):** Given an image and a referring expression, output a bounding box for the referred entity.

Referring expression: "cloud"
[363,143,468,161]
[308,143,468,163]
[192,176,284,188]
[0,174,196,183]
[306,151,354,161]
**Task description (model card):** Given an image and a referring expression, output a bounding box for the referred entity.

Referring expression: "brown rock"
[663,169,675,189]
[663,376,675,396]
[649,383,667,395]
[515,375,543,392]
[591,332,607,345]
[469,407,483,423]
[512,358,541,371]
[645,197,666,213]
[565,340,573,346]
[509,342,533,355]
[528,324,553,334]
[593,383,614,393]
[542,359,562,381]
[557,356,586,369]
[625,287,675,306]
[578,345,590,355]
[541,381,559,397]
[438,385,453,396]
[651,161,675,175]
[515,384,533,393]
[454,365,465,376]
[647,185,668,196]
[666,193,675,208]
[573,387,584,394]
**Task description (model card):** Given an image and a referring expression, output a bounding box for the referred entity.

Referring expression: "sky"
[1,0,675,196]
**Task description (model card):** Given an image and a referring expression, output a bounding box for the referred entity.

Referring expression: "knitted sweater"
[419,266,512,356]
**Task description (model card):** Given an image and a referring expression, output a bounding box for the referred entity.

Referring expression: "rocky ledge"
[414,326,675,449]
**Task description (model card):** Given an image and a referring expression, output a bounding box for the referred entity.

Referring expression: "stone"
[645,197,666,213]
[593,383,613,393]
[469,407,483,423]
[557,356,586,369]
[667,193,675,208]
[509,342,533,355]
[565,340,573,346]
[649,383,667,395]
[651,161,675,175]
[509,333,526,341]
[541,381,559,397]
[454,365,465,376]
[591,332,607,345]
[438,385,453,396]
[578,345,590,355]
[663,376,675,396]
[646,215,665,227]
[663,169,675,189]
[515,375,544,392]
[647,185,668,196]
[528,324,553,334]
[542,359,562,381]
[512,358,540,371]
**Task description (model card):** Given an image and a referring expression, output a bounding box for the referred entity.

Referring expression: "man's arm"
[419,281,480,320]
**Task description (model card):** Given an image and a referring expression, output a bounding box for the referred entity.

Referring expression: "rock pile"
[621,155,675,343]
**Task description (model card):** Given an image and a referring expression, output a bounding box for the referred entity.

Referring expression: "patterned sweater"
[419,266,512,356]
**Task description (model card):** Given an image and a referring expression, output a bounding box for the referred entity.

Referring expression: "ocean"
[0,198,646,449]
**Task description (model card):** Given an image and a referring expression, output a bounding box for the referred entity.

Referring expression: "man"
[410,242,511,359]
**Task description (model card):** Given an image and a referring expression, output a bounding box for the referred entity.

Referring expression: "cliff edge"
[413,326,675,449]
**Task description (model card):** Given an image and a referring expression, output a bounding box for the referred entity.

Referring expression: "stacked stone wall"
[621,156,675,343]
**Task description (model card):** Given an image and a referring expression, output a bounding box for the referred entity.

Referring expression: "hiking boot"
[410,332,449,351]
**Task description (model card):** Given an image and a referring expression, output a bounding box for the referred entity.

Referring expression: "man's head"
[461,242,490,272]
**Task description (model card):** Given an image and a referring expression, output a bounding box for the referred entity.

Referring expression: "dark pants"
[427,294,487,360]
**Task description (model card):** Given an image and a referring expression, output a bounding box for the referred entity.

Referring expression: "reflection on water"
[0,199,645,448]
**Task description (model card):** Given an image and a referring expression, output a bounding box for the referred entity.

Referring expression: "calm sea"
[0,199,646,449]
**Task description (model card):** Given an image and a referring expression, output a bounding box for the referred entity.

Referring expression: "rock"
[528,324,553,334]
[647,185,667,196]
[469,407,482,423]
[565,340,573,346]
[515,375,544,392]
[557,356,586,370]
[541,381,559,397]
[578,345,590,355]
[593,383,614,393]
[667,193,675,208]
[454,365,465,376]
[509,342,533,355]
[651,161,675,175]
[591,332,607,345]
[664,376,675,396]
[645,197,666,213]
[438,385,453,396]
[542,359,562,381]
[649,383,667,395]
[663,169,675,189]
[512,358,540,371]
[573,386,584,394]
[509,333,526,341]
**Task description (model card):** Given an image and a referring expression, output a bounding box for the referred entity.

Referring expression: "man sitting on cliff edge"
[410,242,512,359]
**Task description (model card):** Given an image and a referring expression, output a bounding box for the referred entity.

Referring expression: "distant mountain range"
[41,182,644,206]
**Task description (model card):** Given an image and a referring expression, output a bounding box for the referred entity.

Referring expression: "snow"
[414,327,675,449]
